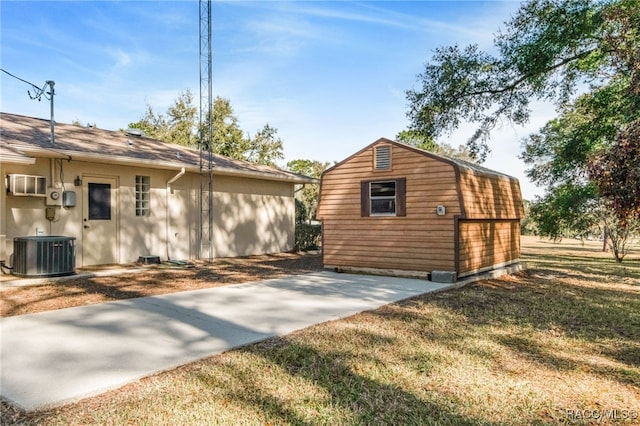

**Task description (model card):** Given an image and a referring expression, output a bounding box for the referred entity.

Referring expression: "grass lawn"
[3,236,639,425]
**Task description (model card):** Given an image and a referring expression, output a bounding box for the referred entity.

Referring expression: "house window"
[135,175,150,216]
[360,178,406,217]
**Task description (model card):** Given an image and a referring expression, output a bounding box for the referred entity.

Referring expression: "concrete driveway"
[1,271,453,411]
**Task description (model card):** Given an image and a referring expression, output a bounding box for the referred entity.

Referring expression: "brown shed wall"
[455,166,523,275]
[318,139,524,277]
[458,168,525,219]
[457,219,521,276]
[318,141,462,272]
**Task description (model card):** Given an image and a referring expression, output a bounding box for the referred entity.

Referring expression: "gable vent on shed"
[375,145,391,170]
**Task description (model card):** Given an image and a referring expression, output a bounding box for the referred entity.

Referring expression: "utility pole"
[199,0,214,260]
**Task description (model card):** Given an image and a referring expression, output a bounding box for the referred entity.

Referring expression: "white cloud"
[108,48,132,70]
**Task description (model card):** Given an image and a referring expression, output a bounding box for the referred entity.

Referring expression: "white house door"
[83,176,119,266]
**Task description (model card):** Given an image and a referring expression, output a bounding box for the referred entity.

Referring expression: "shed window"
[360,178,406,217]
[370,181,396,215]
[135,175,150,216]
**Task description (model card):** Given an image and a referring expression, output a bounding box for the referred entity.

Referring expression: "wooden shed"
[317,138,524,281]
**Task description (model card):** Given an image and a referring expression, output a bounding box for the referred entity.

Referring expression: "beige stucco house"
[0,113,315,269]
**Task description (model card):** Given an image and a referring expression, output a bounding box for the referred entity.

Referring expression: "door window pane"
[88,183,111,220]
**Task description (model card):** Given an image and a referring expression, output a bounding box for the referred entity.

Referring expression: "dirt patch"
[1,252,323,317]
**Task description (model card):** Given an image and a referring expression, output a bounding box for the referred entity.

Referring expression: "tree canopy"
[395,130,477,162]
[286,159,330,222]
[128,93,285,167]
[405,0,639,261]
[588,121,640,224]
[406,0,639,160]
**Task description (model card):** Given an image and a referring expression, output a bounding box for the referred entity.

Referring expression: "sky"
[1,1,555,200]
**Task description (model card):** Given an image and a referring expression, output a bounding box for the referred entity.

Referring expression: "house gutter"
[166,167,186,261]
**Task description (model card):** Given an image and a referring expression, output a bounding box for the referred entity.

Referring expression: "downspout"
[166,167,186,261]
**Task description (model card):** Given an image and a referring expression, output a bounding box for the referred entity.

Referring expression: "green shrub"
[294,223,321,251]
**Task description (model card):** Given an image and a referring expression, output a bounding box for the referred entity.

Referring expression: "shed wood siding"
[458,169,525,219]
[319,138,524,277]
[318,142,462,272]
[458,220,521,275]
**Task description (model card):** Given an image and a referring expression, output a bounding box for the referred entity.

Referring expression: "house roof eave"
[10,144,318,184]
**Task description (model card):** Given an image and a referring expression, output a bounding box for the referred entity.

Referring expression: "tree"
[528,183,599,241]
[203,96,249,159]
[129,91,197,145]
[520,78,639,257]
[520,199,539,236]
[406,0,639,261]
[406,0,639,161]
[595,203,640,262]
[128,104,169,141]
[166,90,197,147]
[588,121,640,224]
[521,80,634,186]
[245,124,284,167]
[395,130,477,162]
[294,199,308,225]
[201,97,285,166]
[286,159,329,222]
[396,129,439,151]
[129,93,195,144]
[130,94,286,167]
[519,85,624,242]
[587,121,640,262]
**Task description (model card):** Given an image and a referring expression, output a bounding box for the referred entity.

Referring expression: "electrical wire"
[1,68,53,100]
[57,158,66,192]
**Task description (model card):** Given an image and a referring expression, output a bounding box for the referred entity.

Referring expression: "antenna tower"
[199,0,214,260]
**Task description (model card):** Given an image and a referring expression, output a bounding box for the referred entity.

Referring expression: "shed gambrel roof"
[0,113,316,184]
[324,137,514,179]
[322,138,524,219]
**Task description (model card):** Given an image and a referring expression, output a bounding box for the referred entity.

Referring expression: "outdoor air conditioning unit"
[12,236,76,277]
[7,174,47,197]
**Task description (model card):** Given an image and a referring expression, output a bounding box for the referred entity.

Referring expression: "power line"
[1,68,56,144]
[1,68,53,100]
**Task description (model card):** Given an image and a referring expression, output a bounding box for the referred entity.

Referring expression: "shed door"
[83,176,119,266]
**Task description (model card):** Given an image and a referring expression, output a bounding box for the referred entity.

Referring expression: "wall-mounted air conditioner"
[7,174,47,197]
